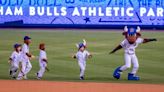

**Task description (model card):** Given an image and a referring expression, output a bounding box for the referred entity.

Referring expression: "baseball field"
[0,29,164,92]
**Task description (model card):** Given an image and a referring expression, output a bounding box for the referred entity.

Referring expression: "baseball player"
[110,26,157,80]
[73,39,92,80]
[8,44,22,79]
[36,43,48,79]
[17,36,34,80]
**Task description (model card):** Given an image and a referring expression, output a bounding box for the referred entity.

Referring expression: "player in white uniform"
[17,36,34,80]
[8,44,22,79]
[110,26,157,80]
[73,39,92,80]
[36,43,48,79]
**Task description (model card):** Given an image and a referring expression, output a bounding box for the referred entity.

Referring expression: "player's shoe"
[16,76,23,80]
[11,70,17,79]
[23,75,28,80]
[128,73,140,81]
[12,76,16,79]
[113,66,122,79]
[37,77,42,80]
[9,70,17,79]
[35,73,41,80]
[11,75,16,79]
[80,76,84,80]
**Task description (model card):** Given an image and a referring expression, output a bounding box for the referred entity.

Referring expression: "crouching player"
[8,44,22,79]
[36,43,48,79]
[110,26,157,80]
[73,39,92,80]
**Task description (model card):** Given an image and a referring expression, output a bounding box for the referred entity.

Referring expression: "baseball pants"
[120,53,139,74]
[10,62,19,77]
[37,62,47,78]
[18,59,32,77]
[78,61,86,77]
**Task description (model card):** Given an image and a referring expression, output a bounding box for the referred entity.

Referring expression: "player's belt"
[126,52,135,55]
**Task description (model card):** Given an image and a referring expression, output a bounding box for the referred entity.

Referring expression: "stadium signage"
[0,7,163,17]
[0,0,164,26]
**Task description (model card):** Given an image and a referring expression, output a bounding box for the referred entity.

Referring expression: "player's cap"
[14,43,21,48]
[78,43,85,49]
[24,36,31,40]
[128,28,137,36]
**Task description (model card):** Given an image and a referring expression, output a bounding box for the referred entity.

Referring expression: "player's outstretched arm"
[26,53,32,57]
[26,53,35,59]
[42,58,48,63]
[109,45,122,54]
[143,38,157,43]
[8,58,12,64]
[88,54,92,58]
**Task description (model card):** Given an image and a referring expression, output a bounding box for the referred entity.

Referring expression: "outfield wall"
[0,0,164,29]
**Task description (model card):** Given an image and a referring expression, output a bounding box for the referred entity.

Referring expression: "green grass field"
[0,29,164,84]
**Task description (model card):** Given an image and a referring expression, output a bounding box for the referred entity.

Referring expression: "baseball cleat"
[128,73,140,81]
[11,74,16,79]
[23,75,28,80]
[80,76,84,80]
[37,77,41,80]
[113,66,122,79]
[35,73,42,80]
[12,76,16,79]
[16,76,23,80]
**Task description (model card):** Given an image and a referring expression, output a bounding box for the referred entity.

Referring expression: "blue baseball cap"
[78,43,85,49]
[24,36,31,40]
[128,28,137,36]
[14,43,21,48]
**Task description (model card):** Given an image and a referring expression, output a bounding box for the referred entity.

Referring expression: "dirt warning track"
[0,80,164,92]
